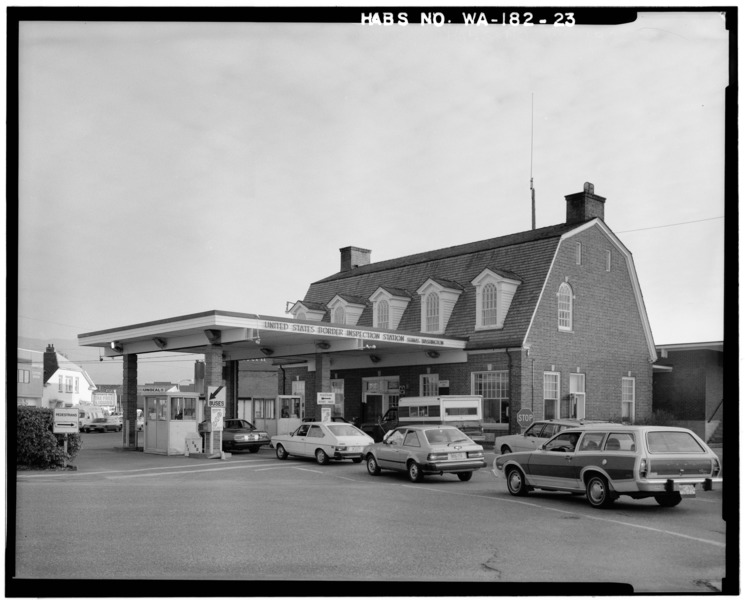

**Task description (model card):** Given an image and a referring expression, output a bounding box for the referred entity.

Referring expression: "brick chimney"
[565,182,606,224]
[43,343,58,383]
[340,246,371,272]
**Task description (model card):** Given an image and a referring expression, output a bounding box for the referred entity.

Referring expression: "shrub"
[633,409,678,426]
[17,406,82,469]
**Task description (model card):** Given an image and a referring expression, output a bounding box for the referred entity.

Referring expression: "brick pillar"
[225,360,238,419]
[204,345,225,454]
[313,353,331,420]
[123,354,138,449]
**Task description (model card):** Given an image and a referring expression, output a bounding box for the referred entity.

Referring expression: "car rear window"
[326,424,365,437]
[647,431,705,453]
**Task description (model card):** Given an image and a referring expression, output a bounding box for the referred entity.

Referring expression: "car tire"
[457,472,473,482]
[275,444,288,460]
[655,492,682,507]
[351,457,363,464]
[407,461,423,483]
[248,447,260,454]
[506,467,529,496]
[586,474,615,508]
[315,449,329,465]
[366,455,380,475]
[500,445,512,455]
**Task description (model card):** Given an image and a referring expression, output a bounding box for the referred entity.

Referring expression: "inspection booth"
[142,391,201,455]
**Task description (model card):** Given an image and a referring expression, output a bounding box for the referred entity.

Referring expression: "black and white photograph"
[9,4,736,597]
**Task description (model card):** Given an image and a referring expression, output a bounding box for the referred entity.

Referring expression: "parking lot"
[12,431,731,595]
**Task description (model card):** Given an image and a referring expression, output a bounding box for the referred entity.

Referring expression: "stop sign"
[516,408,534,430]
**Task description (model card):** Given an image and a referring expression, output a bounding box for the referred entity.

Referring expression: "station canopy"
[78,310,468,364]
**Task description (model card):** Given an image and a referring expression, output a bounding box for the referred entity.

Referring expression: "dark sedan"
[222,419,271,453]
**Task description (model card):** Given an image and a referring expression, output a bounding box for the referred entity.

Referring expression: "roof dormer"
[289,300,327,322]
[416,278,463,335]
[327,294,368,326]
[369,287,412,330]
[471,268,522,330]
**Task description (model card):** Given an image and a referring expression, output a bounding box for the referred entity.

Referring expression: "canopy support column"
[123,353,138,449]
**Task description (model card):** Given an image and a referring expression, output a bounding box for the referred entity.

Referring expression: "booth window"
[254,399,275,420]
[171,396,196,420]
[156,397,168,421]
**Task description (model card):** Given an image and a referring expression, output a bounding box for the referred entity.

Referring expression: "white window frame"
[420,374,439,396]
[425,292,440,333]
[622,377,635,422]
[482,283,498,327]
[558,282,573,331]
[471,269,521,331]
[543,372,560,420]
[472,371,510,423]
[333,306,346,324]
[377,300,390,330]
[566,373,586,419]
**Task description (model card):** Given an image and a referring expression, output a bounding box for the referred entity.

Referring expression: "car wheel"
[275,444,288,460]
[315,449,329,465]
[366,455,380,475]
[248,447,260,453]
[655,492,682,507]
[506,467,529,496]
[457,472,473,482]
[407,461,423,483]
[586,474,615,508]
[351,457,363,464]
[500,445,512,455]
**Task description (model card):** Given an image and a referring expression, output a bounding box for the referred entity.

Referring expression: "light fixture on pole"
[110,341,123,353]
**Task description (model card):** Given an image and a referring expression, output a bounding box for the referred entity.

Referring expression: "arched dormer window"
[377,300,390,330]
[333,306,346,325]
[482,283,498,327]
[558,282,573,331]
[426,292,440,333]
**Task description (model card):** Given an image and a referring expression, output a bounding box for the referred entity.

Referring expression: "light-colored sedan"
[494,419,607,455]
[364,425,486,483]
[272,421,374,465]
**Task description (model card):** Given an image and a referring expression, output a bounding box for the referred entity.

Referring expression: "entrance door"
[363,393,400,423]
[144,396,168,453]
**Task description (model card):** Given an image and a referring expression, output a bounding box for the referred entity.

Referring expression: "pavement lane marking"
[16,458,280,479]
[400,485,726,549]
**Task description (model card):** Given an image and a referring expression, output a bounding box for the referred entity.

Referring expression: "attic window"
[333,306,346,325]
[370,287,411,330]
[416,279,463,335]
[377,300,389,330]
[327,295,366,326]
[558,282,573,331]
[471,269,522,330]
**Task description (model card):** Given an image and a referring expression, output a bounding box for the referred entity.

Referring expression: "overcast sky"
[16,8,729,383]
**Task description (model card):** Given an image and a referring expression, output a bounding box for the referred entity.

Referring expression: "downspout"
[279,365,286,395]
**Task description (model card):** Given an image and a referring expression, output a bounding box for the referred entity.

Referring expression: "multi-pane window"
[377,300,389,329]
[482,283,498,327]
[74,377,79,393]
[564,373,585,419]
[576,242,582,265]
[17,369,30,383]
[254,399,275,420]
[606,250,612,272]
[420,374,439,396]
[425,293,439,332]
[543,372,560,419]
[472,371,509,423]
[65,376,73,393]
[58,375,63,392]
[558,283,573,331]
[622,377,635,422]
[333,306,345,324]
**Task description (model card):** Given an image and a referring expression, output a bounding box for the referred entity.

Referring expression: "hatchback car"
[492,425,723,508]
[494,419,607,455]
[85,417,121,433]
[221,419,271,453]
[364,425,486,483]
[272,422,374,464]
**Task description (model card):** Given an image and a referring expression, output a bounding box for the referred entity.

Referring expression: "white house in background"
[42,344,97,408]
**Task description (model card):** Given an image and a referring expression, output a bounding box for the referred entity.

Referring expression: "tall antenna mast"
[530,93,536,230]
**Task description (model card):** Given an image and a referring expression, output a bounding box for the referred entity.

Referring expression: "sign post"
[207,386,226,459]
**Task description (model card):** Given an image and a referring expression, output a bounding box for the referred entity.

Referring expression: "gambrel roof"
[303,222,579,348]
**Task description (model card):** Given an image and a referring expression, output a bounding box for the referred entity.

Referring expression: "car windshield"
[424,428,471,444]
[92,418,106,423]
[326,424,365,437]
[647,431,705,453]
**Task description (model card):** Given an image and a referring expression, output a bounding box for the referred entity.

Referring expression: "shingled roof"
[303,222,581,348]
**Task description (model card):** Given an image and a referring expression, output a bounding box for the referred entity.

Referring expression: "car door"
[305,424,328,457]
[527,431,583,490]
[376,428,406,470]
[514,423,548,452]
[284,424,310,455]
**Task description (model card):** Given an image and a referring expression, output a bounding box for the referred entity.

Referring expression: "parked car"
[222,419,271,453]
[85,417,121,433]
[492,425,723,508]
[302,416,352,424]
[272,422,374,464]
[364,425,486,483]
[494,419,608,455]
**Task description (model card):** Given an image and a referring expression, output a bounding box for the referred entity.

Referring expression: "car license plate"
[679,484,696,497]
[449,452,466,460]
[348,447,361,452]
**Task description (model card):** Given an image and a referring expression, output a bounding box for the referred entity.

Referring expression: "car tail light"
[712,458,722,477]
[467,450,484,458]
[639,458,648,479]
[427,452,449,461]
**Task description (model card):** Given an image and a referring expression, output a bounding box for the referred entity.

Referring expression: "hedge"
[17,406,82,469]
